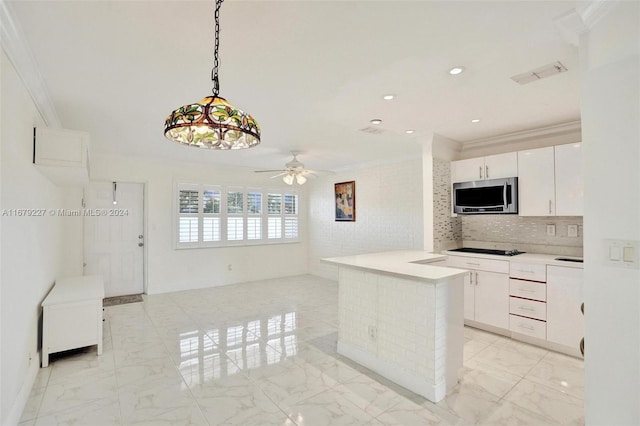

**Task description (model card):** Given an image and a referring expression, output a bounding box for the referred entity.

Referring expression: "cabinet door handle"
[519,306,535,312]
[519,287,535,293]
[549,200,552,214]
[475,272,479,285]
[469,271,473,285]
[466,262,480,266]
[486,165,489,179]
[519,324,535,331]
[479,166,483,180]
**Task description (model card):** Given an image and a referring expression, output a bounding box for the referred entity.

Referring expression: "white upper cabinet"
[34,127,90,186]
[554,143,584,216]
[518,146,555,216]
[451,157,485,183]
[451,152,517,183]
[484,152,518,180]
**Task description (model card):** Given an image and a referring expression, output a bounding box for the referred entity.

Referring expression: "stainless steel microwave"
[453,177,518,214]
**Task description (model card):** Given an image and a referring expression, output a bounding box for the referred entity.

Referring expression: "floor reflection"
[177,311,299,385]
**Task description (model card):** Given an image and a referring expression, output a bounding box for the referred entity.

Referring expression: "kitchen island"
[322,250,468,403]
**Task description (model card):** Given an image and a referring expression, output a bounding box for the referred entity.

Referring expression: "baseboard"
[337,341,446,402]
[4,357,39,426]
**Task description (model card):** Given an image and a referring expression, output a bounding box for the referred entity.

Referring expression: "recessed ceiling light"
[370,119,382,125]
[382,94,395,100]
[471,119,480,123]
[405,130,415,134]
[449,67,465,75]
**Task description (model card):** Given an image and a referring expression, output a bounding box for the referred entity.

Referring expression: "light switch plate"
[546,224,556,236]
[605,239,639,269]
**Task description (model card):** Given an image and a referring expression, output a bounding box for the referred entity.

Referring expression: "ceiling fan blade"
[269,172,288,178]
[254,170,287,173]
[303,169,334,175]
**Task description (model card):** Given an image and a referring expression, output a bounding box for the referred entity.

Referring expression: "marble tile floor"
[20,275,584,425]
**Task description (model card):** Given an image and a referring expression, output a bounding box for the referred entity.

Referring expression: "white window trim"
[175,183,300,249]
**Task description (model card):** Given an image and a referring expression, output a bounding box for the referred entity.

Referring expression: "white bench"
[41,275,104,367]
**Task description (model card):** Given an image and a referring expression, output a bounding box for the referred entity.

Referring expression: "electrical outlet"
[568,225,578,237]
[367,325,377,341]
[546,224,556,236]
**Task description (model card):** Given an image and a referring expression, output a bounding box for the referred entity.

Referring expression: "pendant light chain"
[164,0,260,150]
[211,0,223,96]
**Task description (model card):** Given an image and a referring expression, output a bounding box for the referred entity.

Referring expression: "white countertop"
[322,250,469,283]
[444,250,584,269]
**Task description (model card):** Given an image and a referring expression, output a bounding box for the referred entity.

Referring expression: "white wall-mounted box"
[33,127,90,186]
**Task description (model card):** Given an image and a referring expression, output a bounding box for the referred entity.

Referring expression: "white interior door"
[84,182,144,297]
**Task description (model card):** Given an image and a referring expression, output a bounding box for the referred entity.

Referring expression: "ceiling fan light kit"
[282,171,308,185]
[283,174,295,185]
[255,152,327,185]
[164,0,260,150]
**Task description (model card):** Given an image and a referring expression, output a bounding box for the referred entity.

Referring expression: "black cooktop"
[449,247,525,257]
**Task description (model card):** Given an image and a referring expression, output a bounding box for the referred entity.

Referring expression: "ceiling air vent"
[511,61,568,85]
[359,126,385,135]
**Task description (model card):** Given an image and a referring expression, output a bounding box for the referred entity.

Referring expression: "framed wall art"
[334,181,356,222]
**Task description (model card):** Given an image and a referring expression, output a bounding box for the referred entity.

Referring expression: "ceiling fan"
[254,152,328,185]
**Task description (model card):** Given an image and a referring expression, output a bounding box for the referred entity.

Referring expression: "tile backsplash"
[461,215,583,256]
[433,158,583,256]
[432,158,462,250]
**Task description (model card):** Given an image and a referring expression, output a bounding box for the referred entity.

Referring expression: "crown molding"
[554,0,617,46]
[1,0,61,127]
[461,120,582,152]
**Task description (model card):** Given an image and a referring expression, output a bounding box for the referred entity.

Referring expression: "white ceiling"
[7,0,582,172]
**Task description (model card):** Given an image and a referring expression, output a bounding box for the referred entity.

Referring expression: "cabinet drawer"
[447,255,509,274]
[509,279,546,302]
[509,297,546,320]
[510,262,546,282]
[509,315,546,339]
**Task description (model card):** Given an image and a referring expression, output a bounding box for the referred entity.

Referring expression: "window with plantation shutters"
[284,194,298,239]
[178,189,199,244]
[227,191,244,241]
[203,189,221,242]
[175,184,298,248]
[247,192,262,240]
[267,194,282,239]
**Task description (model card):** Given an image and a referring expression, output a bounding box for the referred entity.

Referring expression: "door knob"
[138,235,144,239]
[138,242,144,247]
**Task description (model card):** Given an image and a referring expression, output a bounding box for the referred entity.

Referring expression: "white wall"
[580,2,640,424]
[89,153,308,294]
[0,51,63,425]
[308,158,423,280]
[59,188,84,276]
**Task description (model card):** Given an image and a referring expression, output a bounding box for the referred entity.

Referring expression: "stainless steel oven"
[453,177,518,214]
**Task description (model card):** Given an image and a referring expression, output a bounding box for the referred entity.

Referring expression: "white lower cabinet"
[474,271,509,329]
[448,255,509,330]
[509,297,547,321]
[547,266,584,354]
[509,315,546,340]
[508,262,547,340]
[462,271,475,320]
[448,253,584,357]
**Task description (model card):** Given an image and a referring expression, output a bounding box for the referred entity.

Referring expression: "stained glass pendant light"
[164,0,260,149]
